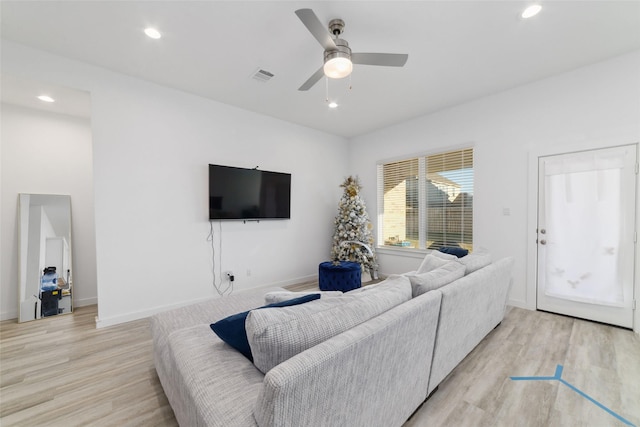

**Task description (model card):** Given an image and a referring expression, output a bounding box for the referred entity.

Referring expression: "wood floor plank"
[1,287,639,427]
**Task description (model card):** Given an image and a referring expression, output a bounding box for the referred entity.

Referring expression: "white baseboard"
[508,298,533,310]
[94,274,319,329]
[1,296,98,322]
[258,274,318,289]
[1,309,18,321]
[95,295,213,329]
[75,296,97,308]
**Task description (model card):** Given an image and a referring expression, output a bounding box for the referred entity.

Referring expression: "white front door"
[537,145,636,328]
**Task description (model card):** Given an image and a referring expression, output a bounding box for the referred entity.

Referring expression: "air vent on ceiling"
[251,68,275,83]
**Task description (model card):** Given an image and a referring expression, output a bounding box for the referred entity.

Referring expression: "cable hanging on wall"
[207,220,233,296]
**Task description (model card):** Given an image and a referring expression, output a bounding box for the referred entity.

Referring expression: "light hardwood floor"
[406,307,640,427]
[1,291,639,426]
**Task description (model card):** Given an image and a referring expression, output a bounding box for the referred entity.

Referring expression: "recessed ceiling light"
[144,28,162,39]
[522,4,542,19]
[328,102,338,109]
[37,95,55,103]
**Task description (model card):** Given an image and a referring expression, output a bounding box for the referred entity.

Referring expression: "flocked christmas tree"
[331,176,377,271]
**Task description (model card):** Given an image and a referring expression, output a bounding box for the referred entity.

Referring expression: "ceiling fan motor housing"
[324,38,352,63]
[323,38,352,78]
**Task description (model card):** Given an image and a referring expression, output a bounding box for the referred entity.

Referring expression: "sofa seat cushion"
[245,275,412,374]
[150,286,286,423]
[164,324,263,426]
[407,261,466,297]
[151,287,286,363]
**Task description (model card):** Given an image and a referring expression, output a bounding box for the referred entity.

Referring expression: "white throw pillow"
[246,275,412,374]
[459,247,492,274]
[429,250,458,261]
[264,291,343,305]
[417,253,452,274]
[407,261,466,296]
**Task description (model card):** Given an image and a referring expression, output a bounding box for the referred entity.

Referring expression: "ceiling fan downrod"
[328,19,345,37]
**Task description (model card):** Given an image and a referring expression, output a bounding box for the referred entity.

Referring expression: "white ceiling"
[2,1,639,137]
[1,74,92,119]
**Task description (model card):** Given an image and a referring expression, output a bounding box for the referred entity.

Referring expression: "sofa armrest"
[428,256,515,393]
[254,290,442,427]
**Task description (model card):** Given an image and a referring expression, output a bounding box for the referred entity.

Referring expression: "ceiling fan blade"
[351,53,409,67]
[298,66,325,91]
[295,9,336,51]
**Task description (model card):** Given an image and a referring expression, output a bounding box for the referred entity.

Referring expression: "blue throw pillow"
[210,293,320,361]
[439,246,469,258]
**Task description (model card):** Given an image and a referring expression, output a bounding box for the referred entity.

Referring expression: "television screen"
[209,164,291,220]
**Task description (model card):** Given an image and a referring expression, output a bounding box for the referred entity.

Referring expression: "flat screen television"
[209,164,291,220]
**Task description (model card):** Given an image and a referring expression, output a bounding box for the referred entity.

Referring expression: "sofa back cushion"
[428,250,458,261]
[254,290,443,427]
[245,275,412,374]
[264,290,343,305]
[459,247,492,274]
[407,261,466,297]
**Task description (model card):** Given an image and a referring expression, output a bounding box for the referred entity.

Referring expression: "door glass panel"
[543,153,625,306]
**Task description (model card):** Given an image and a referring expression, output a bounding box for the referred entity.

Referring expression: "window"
[377,148,473,251]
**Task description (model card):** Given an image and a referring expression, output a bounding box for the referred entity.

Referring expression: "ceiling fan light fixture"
[324,56,353,79]
[323,38,353,79]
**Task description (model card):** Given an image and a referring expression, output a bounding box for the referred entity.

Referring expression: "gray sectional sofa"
[151,252,514,427]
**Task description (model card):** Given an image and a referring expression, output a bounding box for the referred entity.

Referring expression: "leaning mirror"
[18,194,73,322]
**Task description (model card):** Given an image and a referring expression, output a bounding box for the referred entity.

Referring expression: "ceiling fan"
[295,8,409,91]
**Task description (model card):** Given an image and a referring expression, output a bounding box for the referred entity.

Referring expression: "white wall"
[349,50,640,319]
[1,104,96,320]
[1,40,349,326]
[5,39,637,329]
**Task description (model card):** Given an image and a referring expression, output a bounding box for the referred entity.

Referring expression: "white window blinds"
[377,148,473,251]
